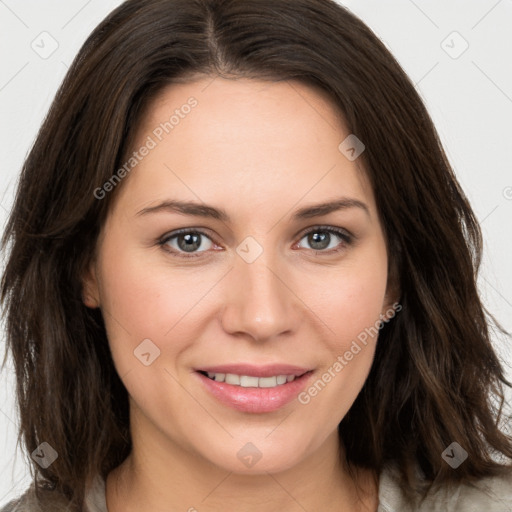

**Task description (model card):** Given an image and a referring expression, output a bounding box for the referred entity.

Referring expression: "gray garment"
[2,465,512,511]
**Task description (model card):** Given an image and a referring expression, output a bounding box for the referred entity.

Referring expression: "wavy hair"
[2,0,511,509]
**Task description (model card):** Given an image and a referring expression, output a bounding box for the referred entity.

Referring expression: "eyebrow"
[136,197,370,221]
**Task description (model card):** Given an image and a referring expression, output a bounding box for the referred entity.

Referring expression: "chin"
[198,436,312,475]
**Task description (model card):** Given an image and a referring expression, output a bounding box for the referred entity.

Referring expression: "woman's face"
[84,77,396,475]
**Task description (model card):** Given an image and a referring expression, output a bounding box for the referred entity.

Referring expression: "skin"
[83,76,398,512]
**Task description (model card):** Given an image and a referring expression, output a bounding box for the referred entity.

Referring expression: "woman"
[1,0,511,510]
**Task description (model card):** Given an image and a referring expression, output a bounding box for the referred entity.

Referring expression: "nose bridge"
[221,236,296,340]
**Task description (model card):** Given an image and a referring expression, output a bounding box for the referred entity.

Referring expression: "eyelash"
[158,225,354,259]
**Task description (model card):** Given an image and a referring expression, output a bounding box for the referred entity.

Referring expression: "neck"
[106,412,378,512]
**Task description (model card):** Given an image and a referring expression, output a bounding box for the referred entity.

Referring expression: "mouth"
[194,365,314,413]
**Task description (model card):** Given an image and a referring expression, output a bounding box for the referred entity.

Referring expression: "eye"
[159,229,217,258]
[295,226,352,254]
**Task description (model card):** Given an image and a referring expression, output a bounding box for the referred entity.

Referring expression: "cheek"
[96,248,209,434]
[96,242,204,374]
[308,253,388,349]
[298,243,388,409]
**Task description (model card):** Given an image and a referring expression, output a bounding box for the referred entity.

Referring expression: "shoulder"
[0,475,106,512]
[0,485,39,512]
[0,483,71,512]
[378,464,512,511]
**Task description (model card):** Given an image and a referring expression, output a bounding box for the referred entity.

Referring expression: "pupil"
[309,231,329,250]
[178,233,201,252]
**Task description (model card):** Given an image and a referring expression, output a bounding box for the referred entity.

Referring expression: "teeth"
[258,376,278,388]
[207,372,225,382]
[240,375,259,387]
[225,373,240,385]
[205,372,297,388]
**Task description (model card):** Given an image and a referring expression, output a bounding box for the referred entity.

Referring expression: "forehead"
[111,77,376,221]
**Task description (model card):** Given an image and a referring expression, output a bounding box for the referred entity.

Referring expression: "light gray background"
[1,0,511,505]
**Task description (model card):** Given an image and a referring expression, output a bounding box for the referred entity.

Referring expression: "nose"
[220,246,300,342]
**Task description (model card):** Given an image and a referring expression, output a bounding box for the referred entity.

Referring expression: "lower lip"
[195,371,314,413]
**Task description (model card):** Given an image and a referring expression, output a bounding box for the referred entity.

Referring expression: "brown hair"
[2,0,511,509]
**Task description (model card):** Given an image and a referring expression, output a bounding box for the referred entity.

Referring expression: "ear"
[81,260,100,309]
[380,252,402,321]
[380,289,401,322]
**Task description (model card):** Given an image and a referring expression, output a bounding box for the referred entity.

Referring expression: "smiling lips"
[195,364,314,413]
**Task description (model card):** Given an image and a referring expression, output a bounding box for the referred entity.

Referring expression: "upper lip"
[195,364,312,378]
